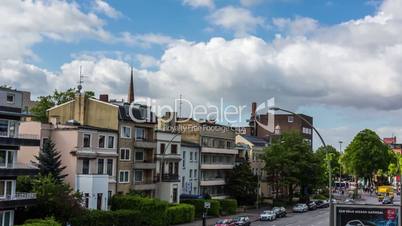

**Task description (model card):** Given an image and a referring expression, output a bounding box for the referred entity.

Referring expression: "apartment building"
[180,142,200,196]
[178,119,238,199]
[0,87,40,226]
[115,101,158,197]
[155,131,181,203]
[248,102,313,146]
[235,135,272,198]
[19,92,119,210]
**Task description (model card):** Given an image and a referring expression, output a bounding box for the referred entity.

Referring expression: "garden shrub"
[166,204,195,225]
[181,199,220,218]
[219,199,237,215]
[20,218,60,226]
[69,209,143,226]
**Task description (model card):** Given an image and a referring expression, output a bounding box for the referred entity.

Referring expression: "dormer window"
[6,93,14,104]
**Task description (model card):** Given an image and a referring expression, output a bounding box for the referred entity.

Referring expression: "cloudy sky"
[1,0,402,149]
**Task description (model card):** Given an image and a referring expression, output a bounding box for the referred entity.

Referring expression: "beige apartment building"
[19,92,119,210]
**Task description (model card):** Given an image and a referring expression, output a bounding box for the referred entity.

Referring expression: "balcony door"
[97,193,103,210]
[0,180,14,199]
[0,150,14,168]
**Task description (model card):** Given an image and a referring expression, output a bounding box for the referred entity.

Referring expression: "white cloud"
[136,54,160,69]
[208,6,265,36]
[93,0,122,18]
[273,16,319,36]
[182,0,215,9]
[0,0,111,61]
[119,32,184,48]
[240,0,263,7]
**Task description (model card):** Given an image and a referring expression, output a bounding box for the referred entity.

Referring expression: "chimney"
[99,94,109,102]
[251,102,257,117]
[128,66,134,103]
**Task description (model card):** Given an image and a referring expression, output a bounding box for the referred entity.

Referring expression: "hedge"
[167,204,195,225]
[69,209,144,226]
[181,199,220,218]
[111,195,168,226]
[218,199,237,215]
[20,218,61,226]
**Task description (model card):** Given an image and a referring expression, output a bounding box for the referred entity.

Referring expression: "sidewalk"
[177,209,262,226]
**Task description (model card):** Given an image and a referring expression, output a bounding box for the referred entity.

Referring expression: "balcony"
[200,178,226,186]
[156,154,181,161]
[201,147,238,155]
[200,163,234,170]
[0,192,37,209]
[0,163,39,178]
[132,180,156,190]
[161,174,179,182]
[0,134,40,146]
[134,140,156,149]
[133,161,156,169]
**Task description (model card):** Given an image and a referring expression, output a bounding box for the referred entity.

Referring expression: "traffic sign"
[204,202,211,209]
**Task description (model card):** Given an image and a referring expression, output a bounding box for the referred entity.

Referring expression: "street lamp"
[270,107,334,226]
[339,141,343,190]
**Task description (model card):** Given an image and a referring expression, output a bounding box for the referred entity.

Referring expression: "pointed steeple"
[128,66,134,103]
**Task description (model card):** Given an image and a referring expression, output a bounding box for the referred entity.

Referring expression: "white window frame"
[121,126,131,139]
[83,133,91,148]
[107,135,115,149]
[134,150,144,162]
[135,127,145,141]
[134,170,144,182]
[97,158,105,174]
[98,134,106,148]
[0,150,14,168]
[120,148,131,161]
[288,116,294,123]
[0,119,9,138]
[119,170,130,183]
[0,180,15,199]
[0,210,14,226]
[6,93,15,104]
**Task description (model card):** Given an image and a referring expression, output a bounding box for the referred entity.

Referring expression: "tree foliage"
[341,129,396,185]
[34,139,67,182]
[263,132,322,202]
[315,145,341,186]
[30,88,94,122]
[224,161,258,205]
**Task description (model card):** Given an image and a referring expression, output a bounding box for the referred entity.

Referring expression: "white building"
[180,142,201,196]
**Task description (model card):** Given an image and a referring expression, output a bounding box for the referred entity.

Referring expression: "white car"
[293,203,308,213]
[260,210,276,221]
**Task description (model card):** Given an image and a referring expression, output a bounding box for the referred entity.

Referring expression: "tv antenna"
[77,65,86,93]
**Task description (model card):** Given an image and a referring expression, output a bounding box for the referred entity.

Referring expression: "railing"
[0,133,39,139]
[162,174,179,182]
[0,192,37,201]
[201,177,225,181]
[0,162,37,169]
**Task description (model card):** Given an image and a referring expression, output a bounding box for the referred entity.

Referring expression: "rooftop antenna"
[77,65,85,94]
[179,94,182,118]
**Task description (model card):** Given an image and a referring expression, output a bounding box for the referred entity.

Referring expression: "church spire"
[128,66,134,103]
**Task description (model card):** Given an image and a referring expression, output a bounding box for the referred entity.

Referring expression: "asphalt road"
[252,208,329,226]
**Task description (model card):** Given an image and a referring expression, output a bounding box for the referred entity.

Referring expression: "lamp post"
[339,141,343,191]
[270,107,334,226]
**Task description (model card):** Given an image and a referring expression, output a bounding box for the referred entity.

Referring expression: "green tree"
[341,129,396,189]
[34,139,67,182]
[263,132,322,203]
[30,88,94,122]
[16,176,34,192]
[225,161,258,205]
[315,145,341,187]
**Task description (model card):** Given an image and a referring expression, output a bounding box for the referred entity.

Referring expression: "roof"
[241,135,268,147]
[117,104,157,124]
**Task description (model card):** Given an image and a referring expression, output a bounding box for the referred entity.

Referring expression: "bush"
[311,194,328,200]
[219,199,237,215]
[69,209,144,226]
[111,195,168,226]
[181,199,220,218]
[20,218,61,226]
[167,204,195,225]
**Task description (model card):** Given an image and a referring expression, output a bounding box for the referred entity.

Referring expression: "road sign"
[334,204,400,226]
[204,202,211,209]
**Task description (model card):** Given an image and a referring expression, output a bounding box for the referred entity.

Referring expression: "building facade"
[179,142,201,196]
[0,87,40,226]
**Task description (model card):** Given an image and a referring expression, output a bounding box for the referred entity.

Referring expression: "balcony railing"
[161,174,179,182]
[0,192,37,201]
[0,133,40,146]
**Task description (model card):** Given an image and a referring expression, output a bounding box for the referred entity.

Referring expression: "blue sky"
[1,0,402,149]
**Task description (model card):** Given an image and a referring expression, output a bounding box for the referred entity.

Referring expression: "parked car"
[344,198,355,204]
[215,219,236,226]
[233,216,251,226]
[315,200,329,208]
[307,201,317,210]
[293,203,308,213]
[383,196,393,204]
[260,210,276,221]
[272,207,287,218]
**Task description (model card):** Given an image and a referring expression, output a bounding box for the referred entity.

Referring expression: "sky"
[1,0,402,149]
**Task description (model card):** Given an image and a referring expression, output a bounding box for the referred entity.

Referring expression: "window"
[194,152,198,161]
[0,120,8,137]
[98,135,105,148]
[182,151,186,167]
[107,136,115,148]
[0,150,14,168]
[182,176,185,189]
[171,144,178,154]
[194,170,197,179]
[107,159,113,176]
[189,169,192,178]
[120,149,130,160]
[83,134,91,148]
[302,127,312,135]
[135,151,144,161]
[288,116,294,123]
[226,141,232,149]
[190,152,193,161]
[97,159,104,174]
[160,143,166,154]
[0,180,13,198]
[84,193,89,208]
[6,93,14,103]
[121,126,131,138]
[119,171,129,183]
[134,170,143,182]
[82,159,89,174]
[135,127,145,140]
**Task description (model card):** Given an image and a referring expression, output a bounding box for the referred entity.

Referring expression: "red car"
[215,219,236,226]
